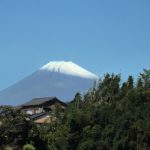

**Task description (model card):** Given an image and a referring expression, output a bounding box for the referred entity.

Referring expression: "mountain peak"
[0,60,99,105]
[40,61,98,79]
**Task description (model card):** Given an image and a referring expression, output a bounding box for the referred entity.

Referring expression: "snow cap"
[40,61,98,79]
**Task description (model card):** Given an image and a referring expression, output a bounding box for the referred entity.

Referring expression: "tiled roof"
[21,97,56,106]
[21,97,67,107]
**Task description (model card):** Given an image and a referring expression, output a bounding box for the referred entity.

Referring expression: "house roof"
[21,97,67,107]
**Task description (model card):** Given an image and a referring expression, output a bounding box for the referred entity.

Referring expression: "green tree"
[0,106,33,149]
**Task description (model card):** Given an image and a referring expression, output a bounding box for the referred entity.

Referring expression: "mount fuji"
[0,61,98,105]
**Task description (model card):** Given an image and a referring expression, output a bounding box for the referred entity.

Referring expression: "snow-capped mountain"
[0,61,98,105]
[40,61,98,79]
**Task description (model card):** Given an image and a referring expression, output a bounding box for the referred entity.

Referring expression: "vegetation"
[23,144,36,150]
[0,69,150,150]
[5,146,13,150]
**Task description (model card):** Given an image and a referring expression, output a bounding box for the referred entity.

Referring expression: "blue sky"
[0,0,150,90]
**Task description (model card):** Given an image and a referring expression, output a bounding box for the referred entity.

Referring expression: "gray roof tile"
[21,97,56,106]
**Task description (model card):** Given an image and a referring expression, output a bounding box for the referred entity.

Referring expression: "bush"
[23,144,35,150]
[5,146,13,150]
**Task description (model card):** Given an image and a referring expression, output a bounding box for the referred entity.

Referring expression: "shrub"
[5,146,13,150]
[23,144,35,150]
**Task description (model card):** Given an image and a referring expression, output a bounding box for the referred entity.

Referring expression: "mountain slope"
[0,61,98,105]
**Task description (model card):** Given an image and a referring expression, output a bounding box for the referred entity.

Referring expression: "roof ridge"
[21,97,59,106]
[32,96,56,100]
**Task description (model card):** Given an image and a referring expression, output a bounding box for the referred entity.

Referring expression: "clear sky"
[0,0,150,90]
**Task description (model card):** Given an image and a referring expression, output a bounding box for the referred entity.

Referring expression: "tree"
[140,69,150,89]
[0,106,33,149]
[126,75,134,90]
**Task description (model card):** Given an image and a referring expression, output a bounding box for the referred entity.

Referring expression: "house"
[21,97,67,124]
[21,97,67,115]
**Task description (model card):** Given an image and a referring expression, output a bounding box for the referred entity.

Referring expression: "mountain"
[0,61,98,105]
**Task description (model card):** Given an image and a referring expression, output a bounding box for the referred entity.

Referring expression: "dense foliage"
[0,69,150,150]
